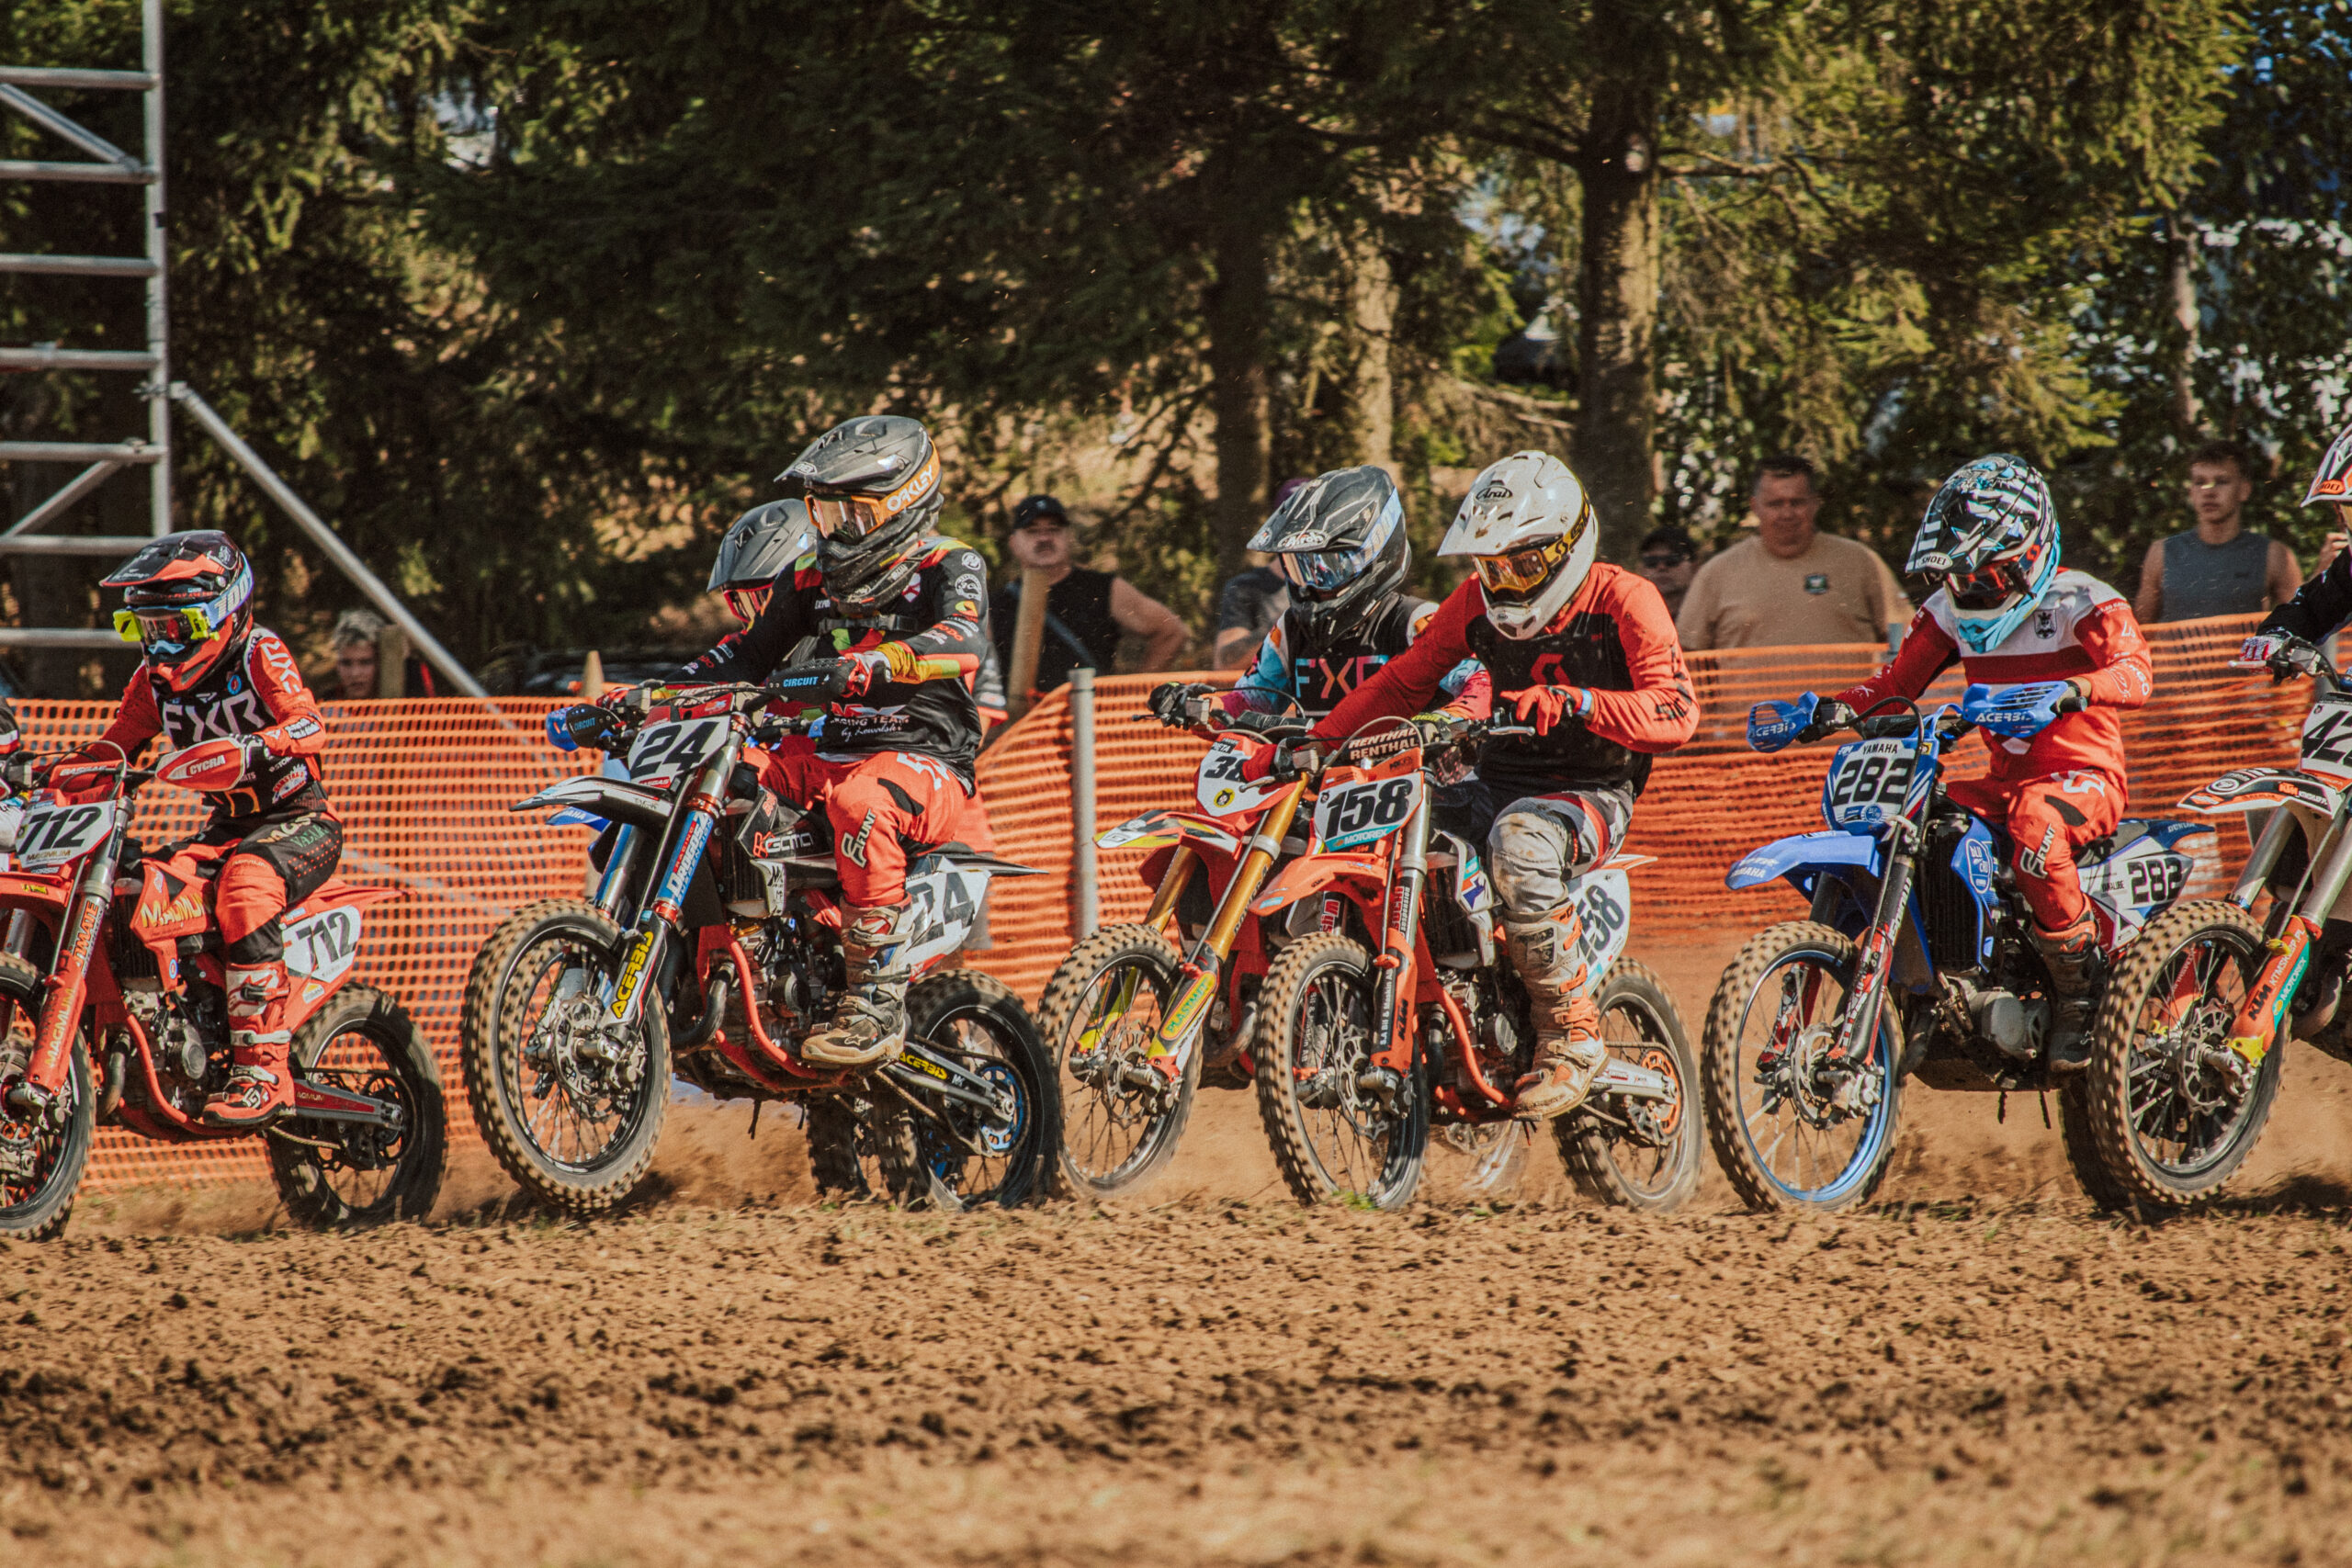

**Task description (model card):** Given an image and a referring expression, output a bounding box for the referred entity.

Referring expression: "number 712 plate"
[12,797,116,871]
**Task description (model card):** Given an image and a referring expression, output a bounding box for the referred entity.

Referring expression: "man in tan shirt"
[1677,455,1909,650]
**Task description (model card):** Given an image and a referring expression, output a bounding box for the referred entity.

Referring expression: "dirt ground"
[13,937,2352,1567]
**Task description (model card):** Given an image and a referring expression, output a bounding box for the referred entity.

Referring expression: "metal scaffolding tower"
[0,0,485,694]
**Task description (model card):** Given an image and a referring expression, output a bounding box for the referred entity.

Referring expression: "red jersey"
[1834,570,2150,784]
[1312,564,1696,799]
[83,627,332,824]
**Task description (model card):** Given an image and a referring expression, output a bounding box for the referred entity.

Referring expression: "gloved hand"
[1962,680,2084,740]
[1238,737,1326,784]
[2237,630,2316,683]
[0,753,44,793]
[1148,681,1207,728]
[1409,711,1468,750]
[548,704,622,753]
[828,649,893,701]
[1796,696,1858,745]
[1501,685,1592,735]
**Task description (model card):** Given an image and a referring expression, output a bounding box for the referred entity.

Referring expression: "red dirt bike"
[1243,716,1703,1211]
[1036,694,1314,1196]
[0,738,447,1240]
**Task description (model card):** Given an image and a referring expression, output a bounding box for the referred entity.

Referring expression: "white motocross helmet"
[1438,450,1598,639]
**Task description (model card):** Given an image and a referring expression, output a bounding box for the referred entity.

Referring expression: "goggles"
[1936,536,2050,611]
[112,560,248,657]
[723,585,772,626]
[1472,533,1574,597]
[804,451,939,543]
[1272,499,1402,599]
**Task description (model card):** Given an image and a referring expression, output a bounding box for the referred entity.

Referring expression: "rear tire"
[1035,923,1198,1198]
[1252,931,1427,1209]
[460,898,671,1215]
[2080,899,2279,1210]
[0,953,92,1242]
[1559,960,1703,1213]
[269,985,447,1228]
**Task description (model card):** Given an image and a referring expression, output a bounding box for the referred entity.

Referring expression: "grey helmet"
[707,500,816,625]
[777,415,944,615]
[1245,465,1409,641]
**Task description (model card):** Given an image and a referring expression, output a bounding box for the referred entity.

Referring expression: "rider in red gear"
[1306,452,1696,1120]
[668,417,994,1067]
[9,532,340,1127]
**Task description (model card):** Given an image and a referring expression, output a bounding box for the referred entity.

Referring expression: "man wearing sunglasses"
[1796,455,2152,1067]
[4,531,338,1127]
[1295,451,1698,1122]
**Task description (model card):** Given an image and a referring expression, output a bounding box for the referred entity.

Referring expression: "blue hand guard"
[1961,681,2071,739]
[1748,694,1818,754]
[546,707,582,751]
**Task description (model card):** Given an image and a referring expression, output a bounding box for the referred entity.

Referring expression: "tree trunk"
[1347,226,1397,477]
[2165,213,2204,438]
[1574,80,1662,555]
[1205,159,1274,585]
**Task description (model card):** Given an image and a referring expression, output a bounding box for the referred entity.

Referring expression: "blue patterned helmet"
[1908,455,2060,655]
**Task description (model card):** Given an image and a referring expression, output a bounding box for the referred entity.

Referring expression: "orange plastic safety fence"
[6,699,595,1192]
[965,614,2302,1002]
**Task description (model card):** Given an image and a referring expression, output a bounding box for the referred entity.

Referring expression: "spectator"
[1677,455,1909,650]
[989,493,1189,697]
[1212,477,1308,669]
[1634,525,1701,619]
[325,609,437,700]
[2133,438,2302,623]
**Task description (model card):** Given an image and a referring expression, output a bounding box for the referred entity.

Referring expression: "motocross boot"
[1501,908,1605,1122]
[2031,912,2101,1074]
[206,961,296,1127]
[800,903,914,1067]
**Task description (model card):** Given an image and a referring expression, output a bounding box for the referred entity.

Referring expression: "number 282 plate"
[1820,737,1917,828]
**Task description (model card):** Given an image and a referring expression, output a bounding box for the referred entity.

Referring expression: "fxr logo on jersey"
[160,684,266,745]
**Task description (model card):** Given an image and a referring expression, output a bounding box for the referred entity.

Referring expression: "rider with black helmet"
[1148,465,1487,729]
[650,416,995,1067]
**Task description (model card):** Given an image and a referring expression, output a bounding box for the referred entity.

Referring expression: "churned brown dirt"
[17,937,2352,1567]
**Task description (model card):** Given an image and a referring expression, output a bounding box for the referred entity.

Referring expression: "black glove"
[1148,681,1206,727]
[548,704,622,752]
[2053,683,2088,714]
[1795,698,1858,745]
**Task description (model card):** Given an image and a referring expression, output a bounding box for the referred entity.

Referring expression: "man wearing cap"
[989,493,1191,698]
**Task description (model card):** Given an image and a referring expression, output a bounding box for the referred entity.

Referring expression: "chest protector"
[147,635,325,820]
[1283,595,1430,719]
[1466,607,1650,798]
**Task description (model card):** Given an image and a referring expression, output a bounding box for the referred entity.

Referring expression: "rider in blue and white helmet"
[1905,455,2062,654]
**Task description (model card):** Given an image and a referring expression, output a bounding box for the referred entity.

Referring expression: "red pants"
[751,740,991,908]
[1945,770,2122,931]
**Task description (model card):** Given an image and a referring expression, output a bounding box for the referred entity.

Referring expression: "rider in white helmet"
[1301,451,1699,1120]
[1800,455,2153,1066]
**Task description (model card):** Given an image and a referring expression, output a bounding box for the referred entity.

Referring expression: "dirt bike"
[1241,716,1702,1212]
[1035,693,1314,1197]
[2102,631,2352,1210]
[0,739,445,1240]
[462,672,1057,1214]
[1708,689,2211,1213]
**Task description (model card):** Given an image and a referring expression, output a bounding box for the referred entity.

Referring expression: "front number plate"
[1820,738,1917,828]
[2301,692,2352,784]
[13,797,114,871]
[1315,772,1423,851]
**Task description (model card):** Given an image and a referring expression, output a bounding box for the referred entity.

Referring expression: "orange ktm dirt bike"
[0,739,446,1241]
[1241,716,1703,1212]
[1035,694,1317,1197]
[463,672,1057,1215]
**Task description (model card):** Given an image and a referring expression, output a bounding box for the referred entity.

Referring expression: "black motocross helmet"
[707,499,816,625]
[777,415,943,615]
[1244,465,1409,640]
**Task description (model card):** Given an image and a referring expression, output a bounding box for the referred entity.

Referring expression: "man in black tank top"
[989,494,1188,697]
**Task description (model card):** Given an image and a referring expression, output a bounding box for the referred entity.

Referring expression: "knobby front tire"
[0,953,92,1242]
[1035,923,1196,1199]
[1252,931,1428,1210]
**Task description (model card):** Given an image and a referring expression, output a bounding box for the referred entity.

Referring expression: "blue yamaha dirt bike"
[1699,684,2213,1213]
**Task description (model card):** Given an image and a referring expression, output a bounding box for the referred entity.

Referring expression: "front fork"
[603,740,739,1029]
[1826,830,1916,1076]
[2224,801,2352,1064]
[22,829,123,1099]
[1150,784,1307,1065]
[1369,798,1432,1075]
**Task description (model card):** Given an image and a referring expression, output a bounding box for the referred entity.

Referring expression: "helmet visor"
[1471,534,1572,599]
[1272,502,1402,600]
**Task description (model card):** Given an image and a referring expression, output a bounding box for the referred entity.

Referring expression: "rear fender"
[279,886,394,1026]
[1250,852,1389,919]
[2180,768,2342,817]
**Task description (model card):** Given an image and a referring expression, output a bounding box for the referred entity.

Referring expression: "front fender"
[2179,767,2343,818]
[1251,852,1389,918]
[514,774,672,832]
[1726,829,1883,892]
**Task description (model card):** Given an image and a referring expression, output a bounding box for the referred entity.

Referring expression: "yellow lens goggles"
[113,605,216,646]
[1472,536,1573,596]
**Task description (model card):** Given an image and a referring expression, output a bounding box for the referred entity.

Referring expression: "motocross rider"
[1145,464,1489,729]
[1,532,339,1127]
[1287,451,1699,1122]
[2229,421,2352,1034]
[577,416,994,1068]
[1799,455,2153,1067]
